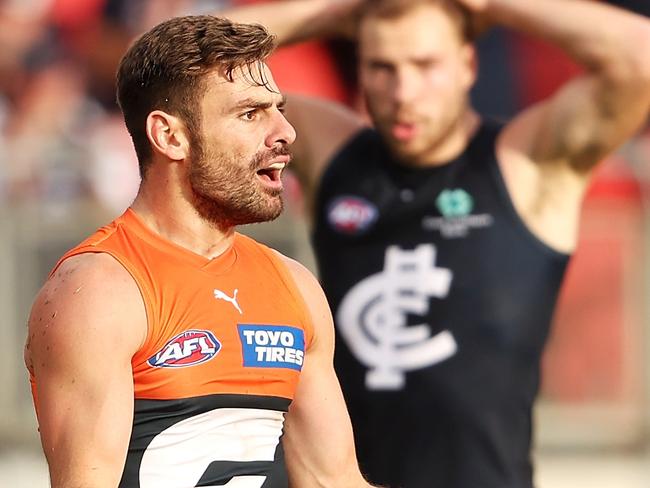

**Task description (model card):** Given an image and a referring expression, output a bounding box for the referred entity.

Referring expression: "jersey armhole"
[488,155,572,261]
[477,121,572,261]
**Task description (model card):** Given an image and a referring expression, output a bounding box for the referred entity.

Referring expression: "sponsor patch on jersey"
[422,188,494,238]
[148,329,221,368]
[238,325,305,371]
[436,188,474,217]
[327,196,378,234]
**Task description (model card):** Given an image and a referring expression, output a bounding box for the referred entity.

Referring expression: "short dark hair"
[361,0,475,42]
[116,15,276,177]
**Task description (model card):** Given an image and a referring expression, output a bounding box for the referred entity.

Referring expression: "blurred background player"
[221,0,650,487]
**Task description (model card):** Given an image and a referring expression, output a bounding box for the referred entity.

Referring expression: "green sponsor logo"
[436,189,474,218]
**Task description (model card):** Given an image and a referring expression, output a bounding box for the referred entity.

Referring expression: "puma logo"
[213,288,243,315]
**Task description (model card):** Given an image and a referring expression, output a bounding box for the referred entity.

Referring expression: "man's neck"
[399,110,481,168]
[131,180,235,260]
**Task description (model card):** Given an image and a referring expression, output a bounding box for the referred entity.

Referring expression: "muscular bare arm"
[278,254,377,487]
[460,0,650,251]
[24,253,147,487]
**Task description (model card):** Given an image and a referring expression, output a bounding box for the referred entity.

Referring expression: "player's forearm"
[44,440,126,488]
[50,477,119,488]
[481,0,650,79]
[48,463,123,488]
[219,0,364,46]
[287,461,382,488]
[39,407,131,488]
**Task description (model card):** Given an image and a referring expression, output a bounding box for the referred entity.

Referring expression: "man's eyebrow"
[231,95,287,111]
[409,55,440,65]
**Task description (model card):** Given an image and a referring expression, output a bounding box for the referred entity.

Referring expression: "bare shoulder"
[26,252,147,371]
[273,251,334,345]
[274,252,327,305]
[275,251,315,282]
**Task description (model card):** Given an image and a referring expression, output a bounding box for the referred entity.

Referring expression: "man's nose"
[392,69,421,105]
[267,109,296,147]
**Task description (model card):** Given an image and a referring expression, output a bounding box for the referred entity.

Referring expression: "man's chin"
[258,206,283,224]
[192,195,284,228]
[242,199,284,225]
[385,137,428,164]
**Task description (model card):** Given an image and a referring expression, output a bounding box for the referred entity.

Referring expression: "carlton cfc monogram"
[336,244,458,390]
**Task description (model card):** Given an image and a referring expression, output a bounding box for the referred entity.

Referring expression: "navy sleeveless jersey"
[312,122,570,488]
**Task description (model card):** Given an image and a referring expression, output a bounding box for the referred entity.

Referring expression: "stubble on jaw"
[188,144,289,228]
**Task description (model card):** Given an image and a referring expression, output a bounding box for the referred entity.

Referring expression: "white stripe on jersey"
[139,407,285,487]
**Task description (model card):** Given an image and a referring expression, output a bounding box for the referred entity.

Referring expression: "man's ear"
[145,110,190,161]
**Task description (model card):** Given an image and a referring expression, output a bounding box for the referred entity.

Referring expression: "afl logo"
[148,329,221,368]
[327,196,378,234]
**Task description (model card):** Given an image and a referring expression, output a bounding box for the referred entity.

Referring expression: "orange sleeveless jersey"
[38,209,315,488]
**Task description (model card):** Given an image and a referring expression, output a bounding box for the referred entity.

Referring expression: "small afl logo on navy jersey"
[327,196,378,234]
[148,329,221,368]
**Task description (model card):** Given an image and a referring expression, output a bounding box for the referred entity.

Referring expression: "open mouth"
[256,163,285,184]
[391,122,417,142]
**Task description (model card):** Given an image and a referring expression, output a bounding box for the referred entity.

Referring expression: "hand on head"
[455,0,493,39]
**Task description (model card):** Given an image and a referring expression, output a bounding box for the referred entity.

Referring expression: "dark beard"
[189,145,289,228]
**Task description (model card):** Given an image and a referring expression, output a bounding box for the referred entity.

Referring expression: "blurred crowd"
[0,0,234,213]
[0,0,648,215]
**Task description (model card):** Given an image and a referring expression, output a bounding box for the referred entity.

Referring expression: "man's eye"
[415,59,438,71]
[242,110,257,120]
[368,62,394,74]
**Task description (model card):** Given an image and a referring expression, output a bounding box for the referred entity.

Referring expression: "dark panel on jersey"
[120,394,291,488]
[312,122,570,488]
[196,457,287,487]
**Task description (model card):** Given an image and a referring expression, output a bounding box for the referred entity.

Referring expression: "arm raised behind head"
[471,0,650,171]
[461,0,650,252]
[25,252,147,488]
[218,0,365,46]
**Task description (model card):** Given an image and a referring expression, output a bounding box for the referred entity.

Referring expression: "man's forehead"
[203,65,283,107]
[360,3,462,46]
[206,63,276,87]
[360,10,463,60]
